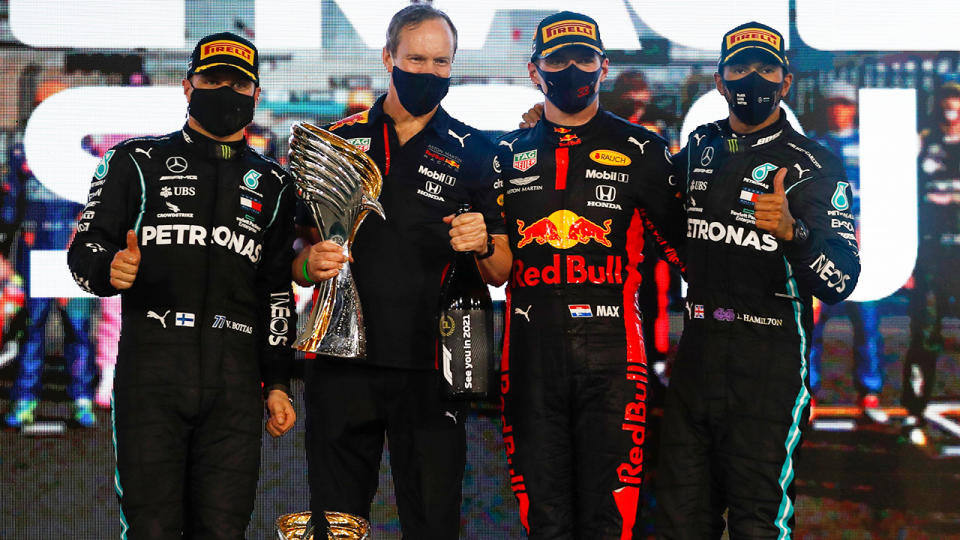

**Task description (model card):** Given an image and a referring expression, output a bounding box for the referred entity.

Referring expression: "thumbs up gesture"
[110,230,141,290]
[754,168,796,241]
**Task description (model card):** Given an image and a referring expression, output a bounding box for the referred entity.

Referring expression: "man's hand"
[265,389,296,437]
[520,103,544,129]
[306,240,351,282]
[443,212,488,254]
[754,168,795,241]
[110,230,141,290]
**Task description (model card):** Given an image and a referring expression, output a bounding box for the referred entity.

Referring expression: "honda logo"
[425,181,442,195]
[596,185,617,202]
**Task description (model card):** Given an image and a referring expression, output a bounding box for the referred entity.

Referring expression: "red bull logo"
[329,110,369,131]
[516,210,612,249]
[558,133,581,146]
[511,254,624,287]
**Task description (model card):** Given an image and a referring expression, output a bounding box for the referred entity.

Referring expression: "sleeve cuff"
[263,383,291,400]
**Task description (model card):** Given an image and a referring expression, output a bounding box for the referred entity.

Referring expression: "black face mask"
[536,63,602,114]
[722,71,784,126]
[188,84,256,137]
[391,65,450,116]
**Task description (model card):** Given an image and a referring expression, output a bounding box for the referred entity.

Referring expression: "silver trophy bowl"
[288,122,384,358]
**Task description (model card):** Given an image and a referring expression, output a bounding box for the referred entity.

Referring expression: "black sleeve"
[673,145,690,194]
[635,138,686,272]
[471,149,506,236]
[67,146,140,297]
[258,178,299,395]
[781,170,860,304]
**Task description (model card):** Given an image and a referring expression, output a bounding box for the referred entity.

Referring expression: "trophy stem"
[294,262,367,359]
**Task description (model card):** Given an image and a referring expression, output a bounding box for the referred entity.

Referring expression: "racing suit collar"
[539,108,605,147]
[371,93,452,137]
[181,123,248,160]
[718,107,792,151]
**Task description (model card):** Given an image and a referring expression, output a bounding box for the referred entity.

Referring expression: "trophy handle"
[361,195,386,219]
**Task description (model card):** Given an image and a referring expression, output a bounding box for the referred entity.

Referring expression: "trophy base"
[275,511,370,539]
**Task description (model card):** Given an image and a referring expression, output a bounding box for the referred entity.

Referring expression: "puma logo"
[693,133,705,146]
[271,169,285,183]
[147,310,170,328]
[448,129,471,148]
[514,305,532,322]
[627,137,649,154]
[134,147,153,159]
[793,163,811,178]
[499,138,519,152]
[445,411,459,424]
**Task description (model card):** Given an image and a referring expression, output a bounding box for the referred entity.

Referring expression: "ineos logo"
[166,156,188,173]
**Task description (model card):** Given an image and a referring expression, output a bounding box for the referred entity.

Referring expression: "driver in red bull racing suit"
[655,22,860,538]
[498,12,684,539]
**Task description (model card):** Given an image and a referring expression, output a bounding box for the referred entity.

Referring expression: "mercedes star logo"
[700,146,714,166]
[166,156,188,173]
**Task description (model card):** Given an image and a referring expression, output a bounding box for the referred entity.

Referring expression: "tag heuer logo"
[347,137,371,152]
[513,150,537,172]
[243,170,261,189]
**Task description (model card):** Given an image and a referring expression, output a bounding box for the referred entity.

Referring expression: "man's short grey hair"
[385,3,458,57]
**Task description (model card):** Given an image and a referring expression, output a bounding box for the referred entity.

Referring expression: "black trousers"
[304,360,466,539]
[656,331,810,539]
[112,341,263,539]
[903,248,960,422]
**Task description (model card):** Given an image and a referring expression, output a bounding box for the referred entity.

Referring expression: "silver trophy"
[288,122,384,358]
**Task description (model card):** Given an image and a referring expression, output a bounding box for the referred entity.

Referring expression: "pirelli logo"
[542,20,597,43]
[201,40,255,64]
[726,28,781,49]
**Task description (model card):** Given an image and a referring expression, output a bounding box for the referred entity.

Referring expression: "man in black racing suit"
[901,81,960,446]
[67,32,297,538]
[656,22,860,539]
[498,12,684,539]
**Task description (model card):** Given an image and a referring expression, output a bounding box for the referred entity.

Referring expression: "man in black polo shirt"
[292,5,510,538]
